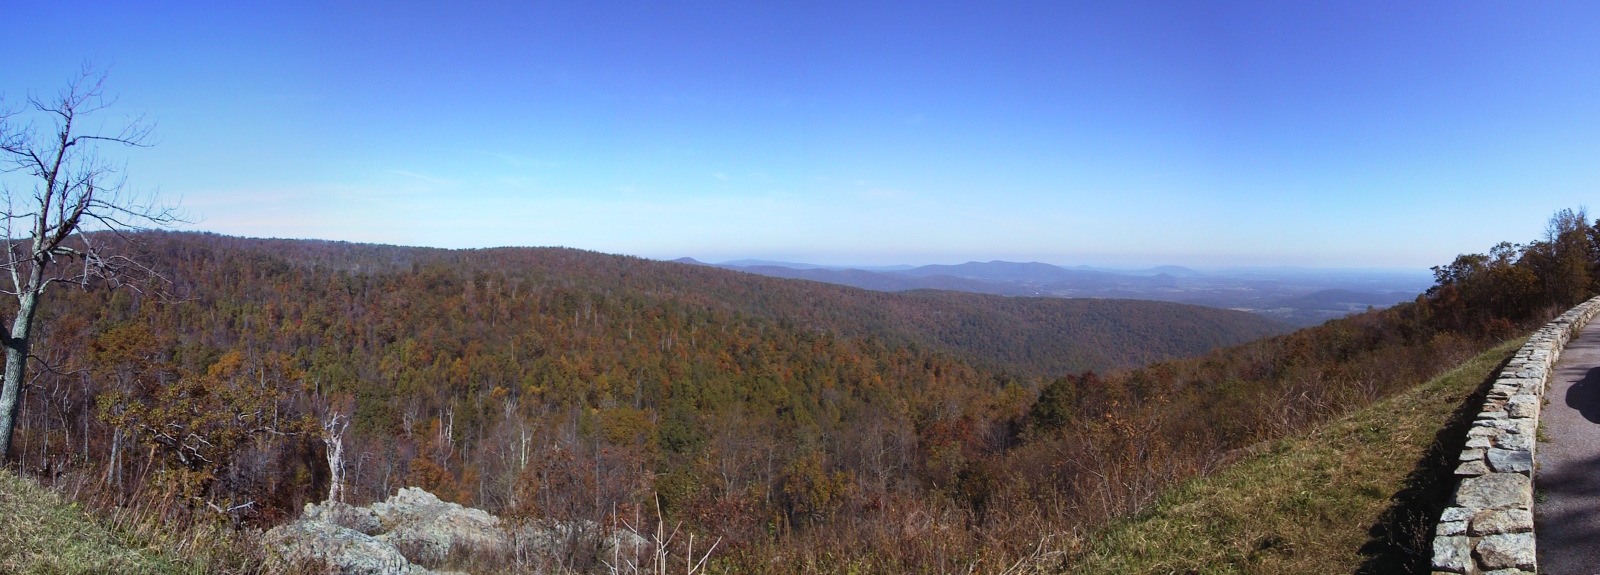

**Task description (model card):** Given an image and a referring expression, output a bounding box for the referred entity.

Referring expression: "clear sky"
[3,2,1598,268]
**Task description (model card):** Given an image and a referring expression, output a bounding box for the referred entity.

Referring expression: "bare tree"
[323,411,351,503]
[314,390,356,503]
[0,67,179,459]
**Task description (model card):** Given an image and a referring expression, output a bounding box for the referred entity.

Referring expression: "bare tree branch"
[0,66,183,458]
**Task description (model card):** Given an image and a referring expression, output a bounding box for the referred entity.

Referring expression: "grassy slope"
[0,470,170,574]
[1065,337,1523,575]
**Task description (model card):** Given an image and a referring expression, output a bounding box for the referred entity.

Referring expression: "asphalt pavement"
[1534,319,1600,574]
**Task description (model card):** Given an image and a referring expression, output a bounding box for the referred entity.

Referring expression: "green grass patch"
[1066,337,1524,575]
[0,469,171,574]
[0,470,269,574]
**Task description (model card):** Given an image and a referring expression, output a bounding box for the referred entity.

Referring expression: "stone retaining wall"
[1431,296,1600,575]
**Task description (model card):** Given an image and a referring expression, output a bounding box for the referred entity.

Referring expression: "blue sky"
[3,2,1598,268]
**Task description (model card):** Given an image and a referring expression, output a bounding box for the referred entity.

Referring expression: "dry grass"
[0,468,172,574]
[1062,337,1523,575]
[0,465,708,575]
[0,468,272,575]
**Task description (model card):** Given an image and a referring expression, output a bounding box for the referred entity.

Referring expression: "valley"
[693,259,1430,326]
[4,210,1592,573]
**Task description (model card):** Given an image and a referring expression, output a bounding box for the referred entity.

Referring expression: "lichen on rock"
[264,486,643,574]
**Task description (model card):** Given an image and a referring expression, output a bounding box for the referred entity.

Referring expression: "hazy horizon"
[5,2,1598,270]
[687,255,1435,274]
[151,228,1441,273]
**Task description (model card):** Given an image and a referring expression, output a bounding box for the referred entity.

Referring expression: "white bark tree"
[322,411,351,503]
[316,390,356,503]
[0,68,179,459]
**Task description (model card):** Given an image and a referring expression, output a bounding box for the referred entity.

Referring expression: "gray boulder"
[263,487,644,574]
[263,518,427,575]
[371,487,508,564]
[305,500,383,535]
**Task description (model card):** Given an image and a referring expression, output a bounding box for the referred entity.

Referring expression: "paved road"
[1535,319,1600,574]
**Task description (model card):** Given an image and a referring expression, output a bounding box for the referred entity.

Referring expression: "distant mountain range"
[710,259,916,272]
[679,258,1432,326]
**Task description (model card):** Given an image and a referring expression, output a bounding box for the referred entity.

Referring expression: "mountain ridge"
[698,257,1429,326]
[127,233,1289,378]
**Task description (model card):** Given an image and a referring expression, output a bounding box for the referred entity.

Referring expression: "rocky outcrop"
[1430,296,1600,575]
[265,487,644,574]
[263,517,427,575]
[369,488,508,565]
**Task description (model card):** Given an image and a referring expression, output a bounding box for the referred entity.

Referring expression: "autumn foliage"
[3,208,1598,572]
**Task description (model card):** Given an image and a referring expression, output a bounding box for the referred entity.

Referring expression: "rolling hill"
[4,231,1485,573]
[4,210,1594,574]
[702,258,1430,326]
[134,233,1288,378]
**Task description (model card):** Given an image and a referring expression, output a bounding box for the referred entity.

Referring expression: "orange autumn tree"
[100,349,316,511]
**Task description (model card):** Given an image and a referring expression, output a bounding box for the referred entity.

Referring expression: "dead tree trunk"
[323,412,350,503]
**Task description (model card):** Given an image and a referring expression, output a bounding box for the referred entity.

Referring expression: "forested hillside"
[6,209,1600,573]
[145,233,1284,378]
[2,232,1278,562]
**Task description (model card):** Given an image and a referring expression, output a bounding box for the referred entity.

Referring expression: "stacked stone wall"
[1431,296,1600,574]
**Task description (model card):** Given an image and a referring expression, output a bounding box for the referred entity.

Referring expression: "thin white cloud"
[391,170,459,187]
[862,188,907,199]
[475,151,558,169]
[176,189,312,207]
[495,176,539,187]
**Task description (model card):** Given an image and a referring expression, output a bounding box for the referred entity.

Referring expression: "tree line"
[0,208,1592,572]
